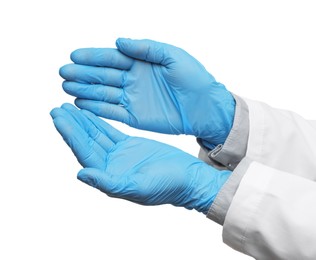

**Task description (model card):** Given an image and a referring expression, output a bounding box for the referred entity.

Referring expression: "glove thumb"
[116,38,171,65]
[77,168,114,195]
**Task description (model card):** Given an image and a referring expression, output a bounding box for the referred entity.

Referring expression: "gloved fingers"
[63,103,127,145]
[62,81,123,104]
[70,48,134,70]
[116,38,173,66]
[60,103,116,152]
[50,106,106,168]
[59,64,125,87]
[75,99,130,126]
[77,167,119,196]
[81,109,127,143]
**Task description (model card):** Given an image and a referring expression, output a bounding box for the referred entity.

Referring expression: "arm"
[202,97,316,259]
[245,98,316,179]
[223,160,316,260]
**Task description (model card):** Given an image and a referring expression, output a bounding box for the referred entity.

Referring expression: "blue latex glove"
[59,38,235,147]
[50,104,231,213]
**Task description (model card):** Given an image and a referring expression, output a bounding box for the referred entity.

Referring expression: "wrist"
[200,89,236,147]
[184,163,232,214]
[198,94,250,171]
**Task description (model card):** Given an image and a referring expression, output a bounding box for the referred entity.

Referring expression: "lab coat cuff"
[207,157,252,225]
[198,94,249,171]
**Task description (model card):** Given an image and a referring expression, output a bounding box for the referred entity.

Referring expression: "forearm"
[223,160,316,260]
[200,94,316,258]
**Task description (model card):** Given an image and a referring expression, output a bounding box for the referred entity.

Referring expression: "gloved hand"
[50,103,231,214]
[59,38,235,147]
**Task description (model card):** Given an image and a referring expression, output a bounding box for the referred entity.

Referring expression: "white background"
[1,0,315,259]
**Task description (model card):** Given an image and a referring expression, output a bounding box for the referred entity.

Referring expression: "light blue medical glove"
[50,104,231,214]
[59,38,235,147]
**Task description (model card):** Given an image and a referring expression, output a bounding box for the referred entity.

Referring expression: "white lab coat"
[222,98,316,259]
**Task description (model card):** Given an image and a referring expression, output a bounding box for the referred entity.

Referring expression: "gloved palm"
[50,103,231,213]
[59,38,235,146]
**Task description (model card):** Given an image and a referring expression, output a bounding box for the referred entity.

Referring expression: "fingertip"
[70,49,80,62]
[51,103,77,119]
[74,98,83,108]
[74,98,90,113]
[62,80,70,91]
[115,38,169,65]
[59,64,72,78]
[62,81,80,96]
[50,106,68,119]
[115,37,124,46]
[59,65,66,77]
[115,37,131,50]
[74,98,91,109]
[77,168,99,189]
[50,107,59,118]
[70,48,92,63]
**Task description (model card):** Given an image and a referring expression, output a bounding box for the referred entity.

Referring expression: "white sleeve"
[308,120,316,129]
[207,98,316,224]
[244,98,316,180]
[223,161,316,260]
[207,98,316,259]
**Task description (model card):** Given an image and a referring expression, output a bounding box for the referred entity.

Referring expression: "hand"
[50,104,231,213]
[59,38,235,147]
